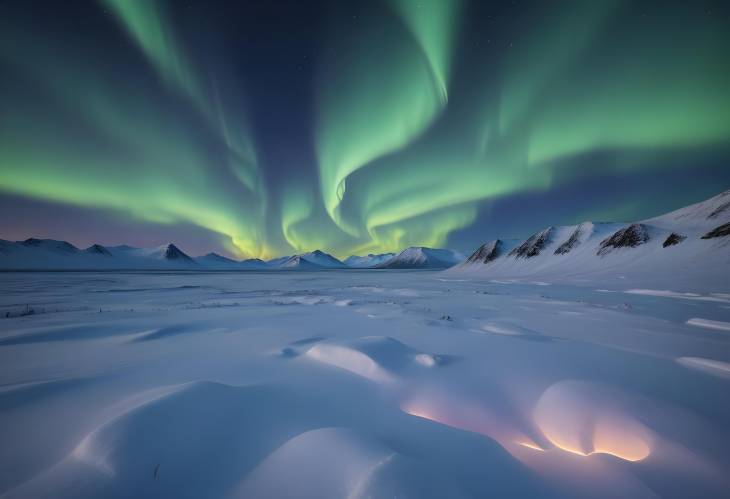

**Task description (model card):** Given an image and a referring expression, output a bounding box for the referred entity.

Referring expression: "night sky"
[1,0,729,259]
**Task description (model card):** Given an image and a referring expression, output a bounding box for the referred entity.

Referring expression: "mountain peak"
[344,252,395,268]
[509,227,553,259]
[375,246,462,269]
[465,240,502,264]
[85,244,112,256]
[162,243,194,262]
[21,238,78,253]
[279,249,346,269]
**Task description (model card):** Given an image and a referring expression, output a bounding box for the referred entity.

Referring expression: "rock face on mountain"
[375,247,462,269]
[452,188,730,286]
[509,228,553,258]
[85,244,112,255]
[597,224,649,256]
[465,240,502,265]
[162,243,195,262]
[554,223,593,255]
[662,233,686,247]
[701,222,730,239]
[279,255,322,269]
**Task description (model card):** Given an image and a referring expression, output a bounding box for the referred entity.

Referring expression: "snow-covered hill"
[452,189,730,287]
[0,241,347,271]
[277,250,347,269]
[375,247,464,269]
[344,253,395,268]
[0,241,200,270]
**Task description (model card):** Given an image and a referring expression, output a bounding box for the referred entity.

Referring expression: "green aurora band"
[0,0,728,258]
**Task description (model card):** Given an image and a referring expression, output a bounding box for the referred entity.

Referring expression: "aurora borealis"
[1,0,729,259]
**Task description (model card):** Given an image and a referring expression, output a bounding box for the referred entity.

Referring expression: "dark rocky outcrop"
[509,228,552,259]
[554,225,589,255]
[85,244,112,256]
[662,233,686,248]
[163,243,195,262]
[465,240,502,264]
[597,224,649,256]
[701,222,730,239]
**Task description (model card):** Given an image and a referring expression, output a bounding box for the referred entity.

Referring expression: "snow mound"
[6,381,310,499]
[534,380,654,462]
[305,336,442,382]
[236,428,394,499]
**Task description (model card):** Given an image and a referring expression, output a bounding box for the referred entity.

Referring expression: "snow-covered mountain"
[266,255,292,267]
[276,250,347,269]
[375,247,464,269]
[453,189,730,286]
[0,241,350,271]
[239,258,269,269]
[0,241,198,270]
[344,253,395,268]
[195,252,239,268]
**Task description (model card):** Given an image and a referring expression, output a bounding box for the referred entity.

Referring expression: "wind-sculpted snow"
[305,336,443,383]
[0,271,728,498]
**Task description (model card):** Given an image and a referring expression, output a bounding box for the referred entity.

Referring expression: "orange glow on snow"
[516,440,545,452]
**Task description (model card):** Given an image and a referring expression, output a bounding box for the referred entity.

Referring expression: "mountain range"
[452,188,730,285]
[1,189,729,274]
[0,239,458,271]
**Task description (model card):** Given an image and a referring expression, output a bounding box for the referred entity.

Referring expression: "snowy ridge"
[0,241,197,270]
[465,240,505,264]
[375,247,464,269]
[453,189,730,286]
[344,253,395,268]
[276,250,347,269]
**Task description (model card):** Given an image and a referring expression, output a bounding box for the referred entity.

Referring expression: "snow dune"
[305,336,442,383]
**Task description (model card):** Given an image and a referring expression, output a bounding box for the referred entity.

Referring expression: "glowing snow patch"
[306,343,394,383]
[516,440,545,452]
[534,381,653,462]
[414,353,438,367]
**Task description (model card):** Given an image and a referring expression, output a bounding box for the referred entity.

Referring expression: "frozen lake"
[1,271,728,498]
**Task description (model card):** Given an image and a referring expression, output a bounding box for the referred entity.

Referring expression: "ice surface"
[0,270,728,498]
